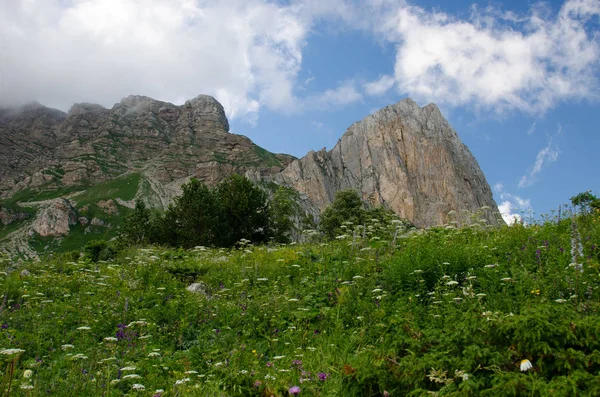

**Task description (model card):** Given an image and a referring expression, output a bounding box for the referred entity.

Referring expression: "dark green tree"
[166,178,220,248]
[215,175,272,246]
[121,200,151,245]
[271,186,299,243]
[319,189,365,239]
[571,191,599,213]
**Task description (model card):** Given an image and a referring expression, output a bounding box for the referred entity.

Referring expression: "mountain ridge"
[0,94,501,258]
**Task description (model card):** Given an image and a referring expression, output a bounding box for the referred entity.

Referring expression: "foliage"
[571,191,600,212]
[215,174,271,246]
[3,196,598,395]
[121,200,151,245]
[319,189,366,239]
[82,240,113,262]
[126,175,277,248]
[270,186,300,243]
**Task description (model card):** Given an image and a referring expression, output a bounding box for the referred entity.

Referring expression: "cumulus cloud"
[363,0,600,113]
[364,75,396,96]
[518,134,560,188]
[3,0,598,121]
[495,184,532,224]
[306,80,362,109]
[0,0,314,121]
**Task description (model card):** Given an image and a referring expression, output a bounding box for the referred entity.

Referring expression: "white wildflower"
[0,348,25,356]
[520,359,533,372]
[122,374,142,379]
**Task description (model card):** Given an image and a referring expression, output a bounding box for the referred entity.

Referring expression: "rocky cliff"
[1,94,501,259]
[271,98,500,227]
[0,95,294,201]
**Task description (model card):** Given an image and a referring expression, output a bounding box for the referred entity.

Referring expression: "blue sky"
[1,0,599,222]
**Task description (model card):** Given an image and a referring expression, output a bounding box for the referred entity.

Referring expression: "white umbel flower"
[520,359,533,372]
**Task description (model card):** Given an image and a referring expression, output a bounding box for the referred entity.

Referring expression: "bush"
[83,240,108,262]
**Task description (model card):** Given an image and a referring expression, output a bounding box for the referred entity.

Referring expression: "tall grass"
[0,209,598,396]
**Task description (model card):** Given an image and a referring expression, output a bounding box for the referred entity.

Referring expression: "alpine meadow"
[2,0,600,396]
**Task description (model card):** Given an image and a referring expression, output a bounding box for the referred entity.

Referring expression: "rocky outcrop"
[0,207,30,225]
[2,94,501,235]
[0,94,295,199]
[273,98,500,227]
[97,199,118,214]
[31,198,78,236]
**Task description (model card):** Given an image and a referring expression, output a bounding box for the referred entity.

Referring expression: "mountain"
[0,95,500,259]
[0,95,294,205]
[269,98,499,227]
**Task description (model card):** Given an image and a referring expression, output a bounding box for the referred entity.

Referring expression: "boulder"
[32,198,78,236]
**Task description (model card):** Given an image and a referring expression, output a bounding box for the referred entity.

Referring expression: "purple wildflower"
[291,360,302,368]
[289,386,301,395]
[318,372,328,381]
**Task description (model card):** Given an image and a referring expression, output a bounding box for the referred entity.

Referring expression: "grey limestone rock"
[32,198,78,237]
[274,98,501,227]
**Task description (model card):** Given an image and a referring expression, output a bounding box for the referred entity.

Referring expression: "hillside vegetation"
[0,205,599,396]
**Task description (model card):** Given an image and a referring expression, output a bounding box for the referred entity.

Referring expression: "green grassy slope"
[0,211,599,396]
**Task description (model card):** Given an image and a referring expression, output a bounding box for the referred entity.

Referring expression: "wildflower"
[500,277,512,282]
[120,366,137,371]
[175,378,190,385]
[132,383,145,391]
[103,337,118,342]
[77,326,91,331]
[148,352,161,357]
[289,385,301,395]
[273,355,286,360]
[520,359,533,372]
[555,299,567,303]
[318,372,328,381]
[531,289,540,295]
[446,281,458,286]
[0,348,25,356]
[23,369,33,378]
[20,384,34,390]
[288,298,299,302]
[123,374,142,379]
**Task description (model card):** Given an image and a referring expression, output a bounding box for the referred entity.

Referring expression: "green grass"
[0,210,599,396]
[71,173,141,207]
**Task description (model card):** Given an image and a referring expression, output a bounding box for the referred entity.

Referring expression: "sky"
[1,0,599,223]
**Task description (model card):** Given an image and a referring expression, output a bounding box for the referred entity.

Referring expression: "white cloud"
[305,80,363,109]
[495,183,531,224]
[518,135,560,188]
[527,121,537,135]
[364,74,396,96]
[0,0,312,121]
[364,0,600,113]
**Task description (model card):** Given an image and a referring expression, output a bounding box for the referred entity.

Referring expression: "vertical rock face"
[276,98,500,227]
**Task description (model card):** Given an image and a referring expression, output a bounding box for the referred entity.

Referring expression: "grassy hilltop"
[0,208,599,396]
